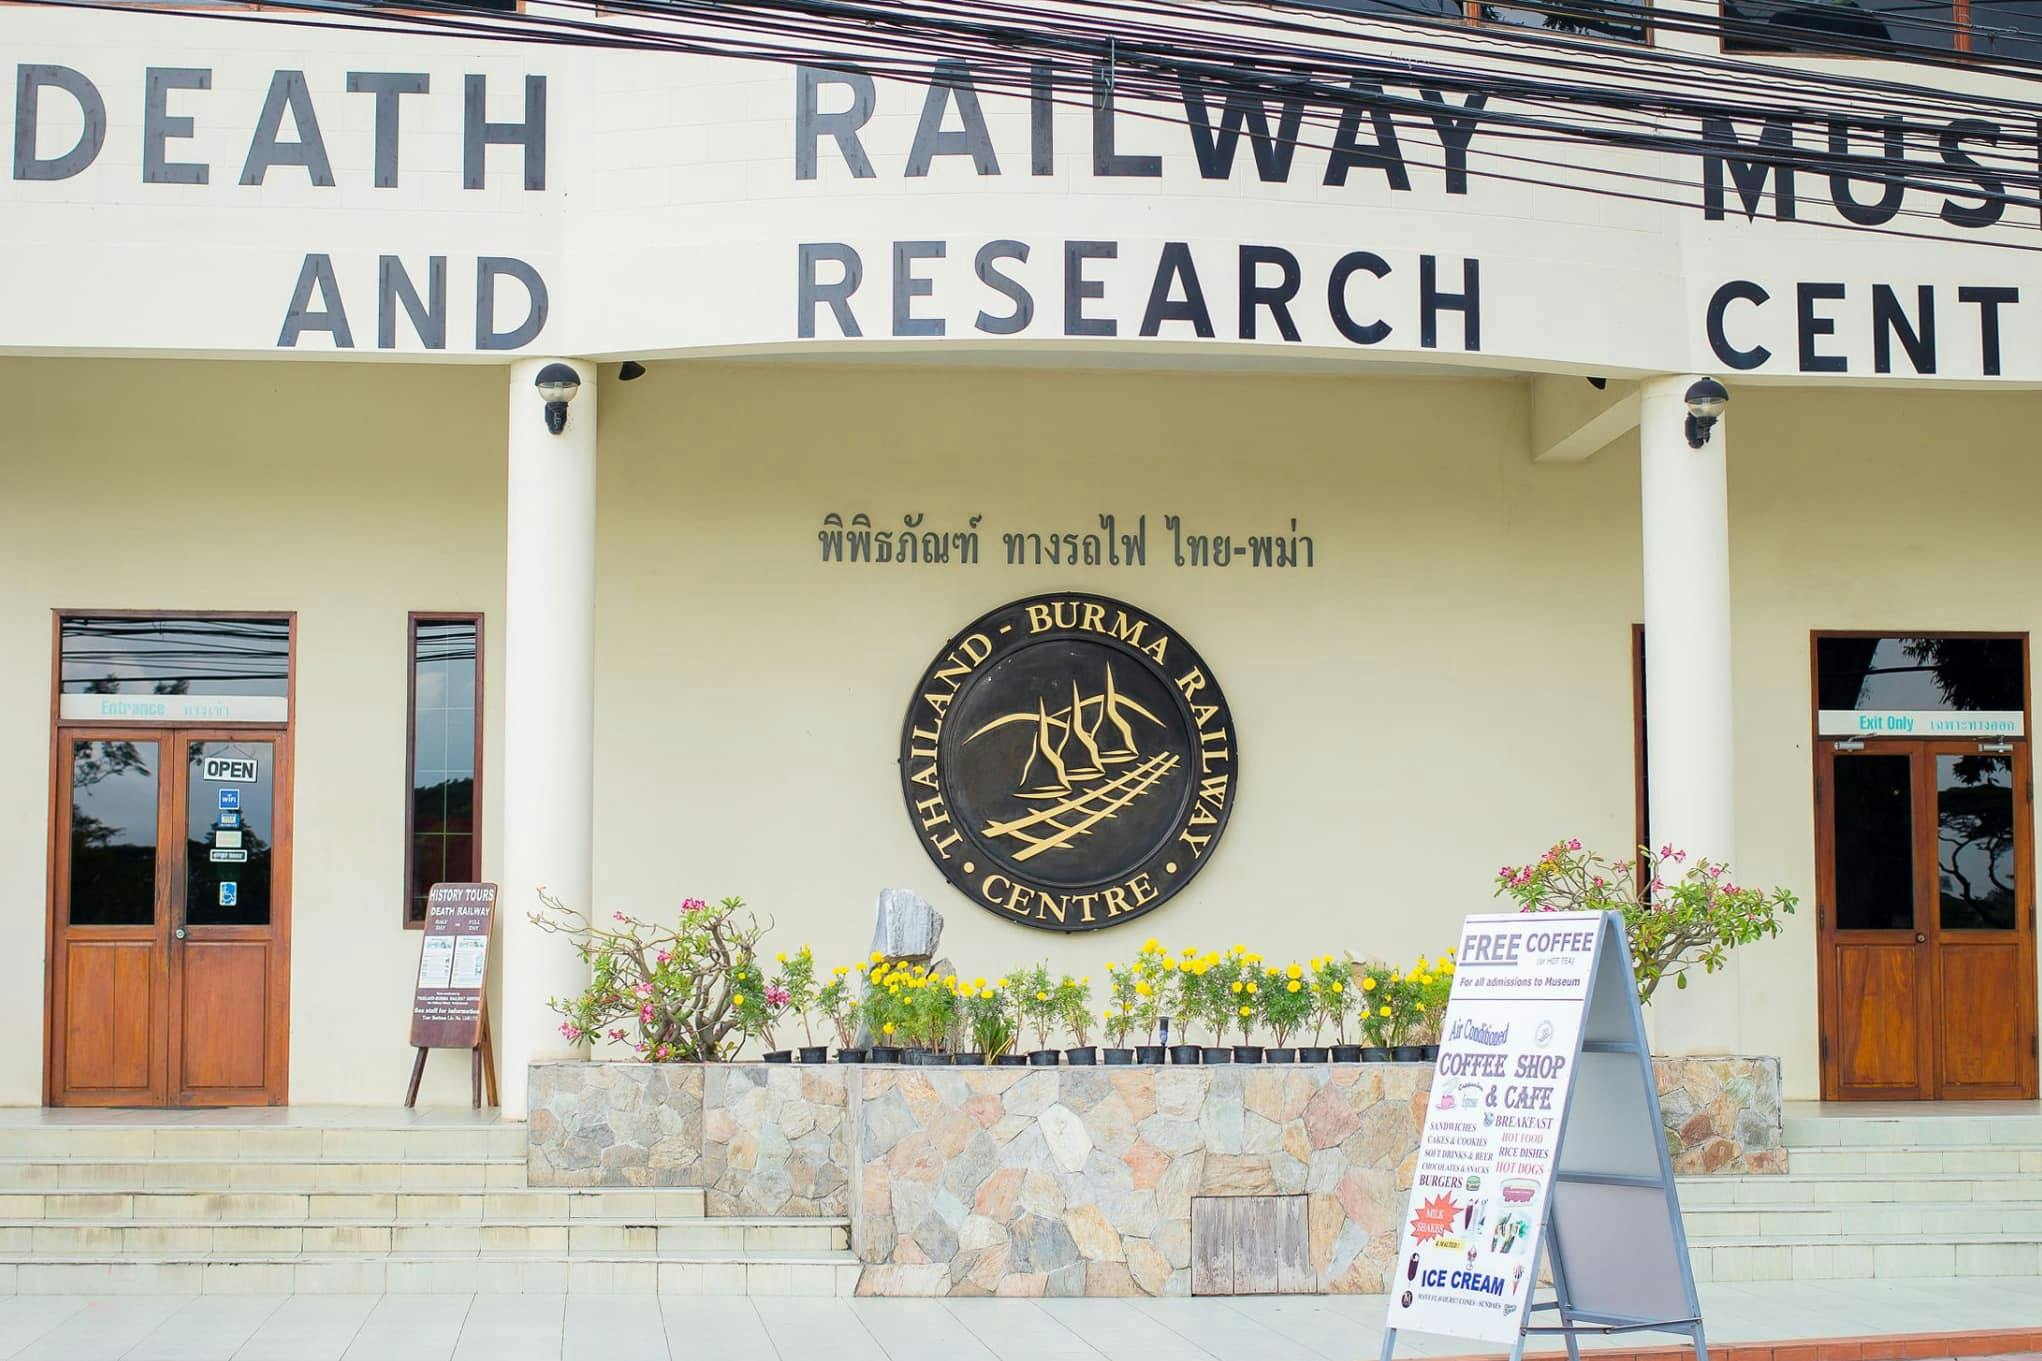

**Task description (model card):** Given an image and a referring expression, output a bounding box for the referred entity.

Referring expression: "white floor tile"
[452,1293,564,1361]
[0,1297,91,1360]
[659,1297,771,1360]
[340,1293,474,1361]
[563,1295,668,1361]
[8,1297,185,1361]
[232,1293,381,1361]
[755,1299,889,1361]
[121,1295,286,1361]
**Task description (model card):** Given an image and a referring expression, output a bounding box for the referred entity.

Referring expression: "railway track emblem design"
[899,594,1237,933]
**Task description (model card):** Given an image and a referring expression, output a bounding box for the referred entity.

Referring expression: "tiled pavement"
[0,1279,2037,1361]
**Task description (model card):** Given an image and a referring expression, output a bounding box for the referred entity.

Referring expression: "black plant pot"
[1361,1046,1391,1063]
[994,1054,1028,1066]
[798,1046,829,1064]
[954,1052,987,1066]
[1201,1047,1233,1065]
[1103,1048,1135,1066]
[1135,1045,1167,1065]
[762,1051,792,1064]
[1420,1045,1441,1061]
[1265,1047,1298,1064]
[1331,1045,1364,1063]
[836,1049,869,1064]
[1066,1047,1098,1067]
[1299,1047,1331,1063]
[870,1046,903,1063]
[1028,1049,1061,1067]
[1393,1045,1427,1063]
[900,1048,930,1066]
[1233,1045,1265,1065]
[1168,1045,1202,1065]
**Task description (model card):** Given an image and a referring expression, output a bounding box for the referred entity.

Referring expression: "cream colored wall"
[590,363,1645,1043]
[1727,387,2042,1099]
[9,358,2040,1108]
[0,359,506,1108]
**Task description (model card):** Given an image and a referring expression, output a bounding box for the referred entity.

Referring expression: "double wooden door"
[1817,740,2037,1100]
[49,728,291,1105]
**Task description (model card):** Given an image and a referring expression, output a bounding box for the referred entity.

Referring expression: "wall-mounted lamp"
[533,362,582,435]
[1683,377,1729,449]
[618,360,647,382]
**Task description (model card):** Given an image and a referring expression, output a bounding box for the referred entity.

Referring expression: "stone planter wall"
[526,1054,1784,1296]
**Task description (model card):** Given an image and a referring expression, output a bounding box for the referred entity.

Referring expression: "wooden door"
[48,729,290,1105]
[50,730,173,1106]
[1816,740,2037,1100]
[167,732,292,1106]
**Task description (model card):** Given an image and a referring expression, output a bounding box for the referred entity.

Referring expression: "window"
[1816,634,2025,736]
[406,615,483,927]
[1302,0,1650,41]
[1725,1,2042,57]
[60,615,290,724]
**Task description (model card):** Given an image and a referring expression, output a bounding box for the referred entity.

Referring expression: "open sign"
[200,756,258,783]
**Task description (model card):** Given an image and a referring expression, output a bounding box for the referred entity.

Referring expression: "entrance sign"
[898,594,1236,933]
[1383,912,1705,1361]
[405,883,499,1108]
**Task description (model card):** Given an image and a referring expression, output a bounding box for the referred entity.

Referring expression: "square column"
[499,358,597,1116]
[1639,374,1738,1056]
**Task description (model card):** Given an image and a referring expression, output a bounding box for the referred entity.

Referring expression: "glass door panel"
[184,740,274,928]
[67,739,161,927]
[1832,753,1916,932]
[1935,753,2018,931]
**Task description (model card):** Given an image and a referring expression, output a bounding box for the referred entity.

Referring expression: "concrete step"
[0,1249,862,1296]
[1783,1144,2042,1175]
[0,1188,711,1222]
[1784,1112,2042,1148]
[1679,1170,2042,1206]
[0,1218,849,1256]
[1690,1234,2042,1284]
[1683,1199,2042,1239]
[0,1158,527,1192]
[0,1126,527,1162]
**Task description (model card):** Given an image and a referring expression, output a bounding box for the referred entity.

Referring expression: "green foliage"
[1257,961,1316,1048]
[770,945,818,1046]
[816,966,860,1050]
[1313,956,1355,1045]
[963,976,1017,1059]
[1495,840,1797,1004]
[1056,974,1095,1047]
[1015,963,1061,1051]
[533,892,766,1062]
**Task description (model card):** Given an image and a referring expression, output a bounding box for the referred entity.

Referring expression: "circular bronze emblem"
[899,593,1237,932]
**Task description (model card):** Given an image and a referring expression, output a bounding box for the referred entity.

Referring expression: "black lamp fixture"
[533,362,582,435]
[617,360,647,381]
[1683,376,1729,449]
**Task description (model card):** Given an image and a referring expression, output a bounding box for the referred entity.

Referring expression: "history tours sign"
[899,594,1235,931]
[406,882,499,1107]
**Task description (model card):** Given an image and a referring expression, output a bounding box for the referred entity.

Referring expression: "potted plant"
[1303,955,1348,1062]
[1060,974,1097,1064]
[819,965,863,1062]
[1385,966,1425,1062]
[1132,941,1173,1063]
[1017,963,1062,1065]
[959,975,1009,1064]
[1261,961,1313,1063]
[1224,949,1264,1063]
[770,946,828,1063]
[536,892,770,1063]
[1182,949,1231,1063]
[1354,959,1394,1061]
[1102,960,1139,1064]
[864,956,907,1062]
[1414,953,1454,1060]
[904,966,958,1063]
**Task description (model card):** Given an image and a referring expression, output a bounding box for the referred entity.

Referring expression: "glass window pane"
[1970,2,2042,60]
[1834,754,1916,931]
[1293,0,1465,17]
[1725,1,1957,53]
[408,618,480,925]
[68,740,160,927]
[1817,636,2025,715]
[1476,3,1647,41]
[184,740,272,927]
[1937,754,2019,930]
[60,617,289,723]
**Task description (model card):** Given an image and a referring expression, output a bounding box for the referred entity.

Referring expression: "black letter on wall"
[795,66,876,180]
[798,242,863,338]
[13,65,104,181]
[1705,280,1772,371]
[464,75,546,190]
[476,256,549,350]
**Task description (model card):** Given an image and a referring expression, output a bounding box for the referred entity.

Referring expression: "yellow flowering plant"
[860,959,914,1049]
[1353,958,1403,1047]
[1057,974,1096,1048]
[903,968,959,1051]
[963,976,1016,1060]
[1015,962,1062,1052]
[816,966,860,1051]
[1313,955,1355,1046]
[770,945,819,1049]
[1104,961,1140,1049]
[1175,949,1229,1046]
[1258,961,1315,1050]
[1410,953,1455,1045]
[1130,939,1174,1044]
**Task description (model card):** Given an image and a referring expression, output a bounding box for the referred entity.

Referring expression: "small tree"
[771,946,819,1047]
[817,966,860,1050]
[1261,961,1315,1050]
[964,976,1016,1059]
[1496,840,1797,1004]
[1058,974,1095,1048]
[1313,955,1354,1046]
[1017,963,1061,1051]
[1104,960,1140,1048]
[1132,942,1175,1044]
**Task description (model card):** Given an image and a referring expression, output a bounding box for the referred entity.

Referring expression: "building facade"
[4,0,2038,1113]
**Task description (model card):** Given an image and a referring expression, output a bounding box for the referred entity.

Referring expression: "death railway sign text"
[898,594,1236,932]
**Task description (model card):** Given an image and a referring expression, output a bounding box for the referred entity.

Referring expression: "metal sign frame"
[1382,912,1708,1361]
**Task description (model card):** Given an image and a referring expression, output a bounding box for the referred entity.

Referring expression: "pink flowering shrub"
[1494,842,1796,1004]
[534,891,769,1061]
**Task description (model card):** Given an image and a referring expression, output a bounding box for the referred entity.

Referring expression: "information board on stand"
[406,882,499,1109]
[1382,911,1706,1361]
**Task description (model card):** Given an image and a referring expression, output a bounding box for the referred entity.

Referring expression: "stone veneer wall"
[527,1055,1784,1295]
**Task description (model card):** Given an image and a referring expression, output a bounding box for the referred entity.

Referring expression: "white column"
[499,358,598,1116]
[1639,374,1737,1057]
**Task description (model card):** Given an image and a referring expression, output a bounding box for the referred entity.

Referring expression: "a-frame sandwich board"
[1381,911,1707,1361]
